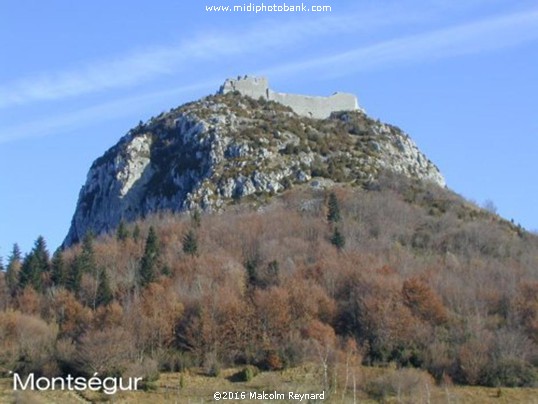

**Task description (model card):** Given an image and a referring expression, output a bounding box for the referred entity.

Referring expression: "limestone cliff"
[64,81,445,246]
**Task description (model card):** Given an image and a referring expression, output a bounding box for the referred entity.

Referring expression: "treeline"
[0,174,537,389]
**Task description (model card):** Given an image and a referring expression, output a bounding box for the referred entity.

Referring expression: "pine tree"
[19,253,40,290]
[245,259,258,287]
[140,226,160,286]
[5,244,22,295]
[96,268,113,307]
[33,236,50,273]
[51,249,68,287]
[182,229,198,256]
[327,192,341,223]
[18,236,50,291]
[78,232,97,275]
[116,220,129,242]
[9,244,21,262]
[67,259,82,293]
[330,227,346,250]
[67,232,95,293]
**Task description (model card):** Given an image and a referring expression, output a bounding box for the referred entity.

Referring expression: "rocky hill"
[64,79,445,246]
[6,79,538,394]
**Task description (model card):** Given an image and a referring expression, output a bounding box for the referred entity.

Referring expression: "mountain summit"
[64,77,445,246]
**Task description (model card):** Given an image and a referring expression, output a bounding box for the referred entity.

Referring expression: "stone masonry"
[218,75,360,119]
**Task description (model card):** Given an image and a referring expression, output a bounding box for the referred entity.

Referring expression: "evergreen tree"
[32,236,50,273]
[330,227,346,250]
[19,253,39,290]
[18,236,50,291]
[161,264,171,276]
[0,256,4,272]
[78,232,97,275]
[5,244,22,295]
[116,220,129,242]
[96,268,113,307]
[327,192,341,223]
[67,259,82,293]
[9,244,22,262]
[182,229,198,256]
[51,249,68,287]
[245,259,258,287]
[140,226,160,286]
[67,232,95,293]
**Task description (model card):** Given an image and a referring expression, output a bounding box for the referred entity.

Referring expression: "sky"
[1,0,537,256]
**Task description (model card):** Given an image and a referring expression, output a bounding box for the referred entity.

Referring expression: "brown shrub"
[0,310,58,374]
[15,287,42,316]
[253,287,291,343]
[514,281,538,342]
[458,336,491,385]
[402,277,449,325]
[48,288,93,338]
[365,366,434,403]
[76,326,135,376]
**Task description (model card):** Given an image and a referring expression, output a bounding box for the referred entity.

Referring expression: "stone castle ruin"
[218,76,360,119]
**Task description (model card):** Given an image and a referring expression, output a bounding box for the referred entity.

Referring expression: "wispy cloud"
[2,6,537,143]
[0,81,218,144]
[0,46,194,108]
[265,8,538,77]
[0,4,433,109]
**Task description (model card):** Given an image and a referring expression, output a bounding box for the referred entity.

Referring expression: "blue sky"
[1,0,537,256]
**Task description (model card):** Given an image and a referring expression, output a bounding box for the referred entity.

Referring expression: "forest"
[1,172,537,397]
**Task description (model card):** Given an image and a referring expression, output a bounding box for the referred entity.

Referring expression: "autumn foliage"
[0,176,537,388]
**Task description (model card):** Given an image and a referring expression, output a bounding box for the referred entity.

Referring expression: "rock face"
[64,79,445,246]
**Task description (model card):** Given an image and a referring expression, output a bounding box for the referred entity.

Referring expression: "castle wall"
[269,91,358,119]
[219,76,359,119]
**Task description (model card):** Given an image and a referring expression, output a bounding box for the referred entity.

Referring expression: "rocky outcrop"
[64,82,445,246]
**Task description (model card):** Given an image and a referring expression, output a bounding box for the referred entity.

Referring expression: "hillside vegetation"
[1,173,537,401]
